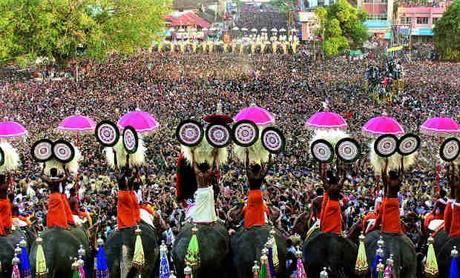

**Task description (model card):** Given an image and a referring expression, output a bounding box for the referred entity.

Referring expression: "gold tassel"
[36,235,47,277]
[132,227,144,270]
[355,233,368,275]
[424,236,438,277]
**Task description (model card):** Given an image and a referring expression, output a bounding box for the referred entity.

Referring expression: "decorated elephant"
[0,228,34,277]
[105,222,159,278]
[434,235,460,277]
[365,231,417,278]
[230,225,287,278]
[303,231,357,278]
[29,226,90,278]
[172,222,230,278]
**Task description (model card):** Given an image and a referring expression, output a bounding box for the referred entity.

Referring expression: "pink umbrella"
[234,105,274,126]
[118,110,159,133]
[0,121,27,139]
[58,115,96,133]
[420,117,459,137]
[362,115,404,136]
[305,111,347,129]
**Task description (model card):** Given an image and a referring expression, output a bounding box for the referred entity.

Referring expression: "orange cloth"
[47,193,69,228]
[320,192,329,224]
[444,200,453,233]
[243,189,268,229]
[449,203,460,237]
[0,198,12,230]
[117,191,137,229]
[130,191,141,224]
[61,194,75,225]
[381,198,401,234]
[0,219,5,236]
[320,199,342,234]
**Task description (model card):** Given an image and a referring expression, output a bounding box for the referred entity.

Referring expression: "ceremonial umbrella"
[232,26,240,31]
[279,28,287,32]
[305,111,347,130]
[420,117,459,137]
[118,109,160,134]
[0,121,27,139]
[234,105,274,126]
[58,113,96,133]
[362,115,404,137]
[420,116,459,192]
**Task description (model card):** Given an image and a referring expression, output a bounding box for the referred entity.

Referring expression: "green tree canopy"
[0,0,170,66]
[433,0,460,61]
[315,0,368,57]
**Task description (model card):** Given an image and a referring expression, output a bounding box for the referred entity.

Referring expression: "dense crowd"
[1,50,459,252]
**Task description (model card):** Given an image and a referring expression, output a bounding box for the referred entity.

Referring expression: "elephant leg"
[121,245,133,278]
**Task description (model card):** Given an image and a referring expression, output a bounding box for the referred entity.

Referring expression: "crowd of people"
[0,49,459,254]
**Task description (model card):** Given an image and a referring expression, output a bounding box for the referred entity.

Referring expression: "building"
[357,0,394,38]
[395,1,450,41]
[173,0,227,18]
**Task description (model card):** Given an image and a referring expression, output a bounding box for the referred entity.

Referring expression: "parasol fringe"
[369,141,417,174]
[0,142,21,173]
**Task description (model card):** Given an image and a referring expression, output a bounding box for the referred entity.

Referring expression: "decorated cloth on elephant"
[449,202,460,237]
[243,189,268,228]
[189,186,217,223]
[380,197,402,234]
[117,190,139,229]
[0,198,12,232]
[47,192,69,228]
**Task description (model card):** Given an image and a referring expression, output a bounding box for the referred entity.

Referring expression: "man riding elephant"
[303,166,357,278]
[230,151,287,278]
[365,162,417,278]
[29,166,90,278]
[105,167,159,278]
[435,164,460,277]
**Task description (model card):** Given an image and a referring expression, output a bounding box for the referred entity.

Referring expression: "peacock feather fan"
[0,142,21,173]
[369,141,417,174]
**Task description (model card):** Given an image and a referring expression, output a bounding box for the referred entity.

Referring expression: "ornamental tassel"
[267,243,275,278]
[77,245,85,278]
[372,237,385,278]
[355,233,368,276]
[377,259,385,278]
[383,255,393,278]
[295,247,307,278]
[185,225,200,270]
[11,247,21,278]
[269,230,279,271]
[184,265,192,278]
[72,258,80,278]
[35,235,47,277]
[132,227,145,271]
[96,238,109,278]
[259,248,271,278]
[424,236,438,277]
[19,238,31,278]
[252,261,260,278]
[159,241,171,278]
[449,246,458,278]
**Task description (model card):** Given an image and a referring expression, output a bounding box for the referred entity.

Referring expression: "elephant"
[303,231,357,278]
[0,228,34,278]
[365,231,417,278]
[105,222,160,278]
[433,235,460,277]
[172,222,230,278]
[230,225,287,278]
[29,226,90,278]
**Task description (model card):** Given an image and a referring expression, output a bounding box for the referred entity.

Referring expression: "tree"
[433,0,460,61]
[314,0,368,57]
[0,0,170,66]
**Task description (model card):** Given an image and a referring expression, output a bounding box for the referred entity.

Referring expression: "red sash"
[117,191,137,229]
[47,193,69,228]
[320,193,329,224]
[0,198,12,230]
[320,199,342,234]
[61,194,75,225]
[381,198,401,234]
[244,189,267,228]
